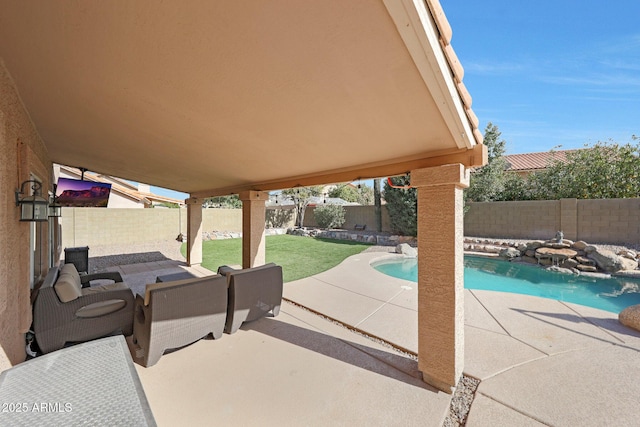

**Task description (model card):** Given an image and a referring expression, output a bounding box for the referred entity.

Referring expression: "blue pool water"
[373,256,640,313]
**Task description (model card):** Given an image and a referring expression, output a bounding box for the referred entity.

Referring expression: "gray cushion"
[54,275,82,303]
[81,282,128,296]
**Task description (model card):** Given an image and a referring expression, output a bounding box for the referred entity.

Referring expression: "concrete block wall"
[303,205,391,232]
[465,198,640,245]
[464,200,560,240]
[202,208,242,233]
[62,208,247,248]
[61,205,397,249]
[577,198,640,244]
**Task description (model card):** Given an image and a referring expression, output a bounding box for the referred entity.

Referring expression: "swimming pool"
[372,256,640,313]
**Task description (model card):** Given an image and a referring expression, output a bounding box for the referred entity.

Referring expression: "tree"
[154,202,180,208]
[383,175,417,236]
[314,204,346,229]
[328,183,374,205]
[465,122,509,202]
[203,195,242,208]
[373,178,382,232]
[527,139,640,200]
[281,186,323,227]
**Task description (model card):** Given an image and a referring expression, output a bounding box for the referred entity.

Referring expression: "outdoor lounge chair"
[33,263,135,354]
[130,274,227,367]
[221,263,283,334]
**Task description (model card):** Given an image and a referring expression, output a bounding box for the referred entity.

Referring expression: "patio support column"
[239,191,269,268]
[411,164,469,394]
[186,197,203,267]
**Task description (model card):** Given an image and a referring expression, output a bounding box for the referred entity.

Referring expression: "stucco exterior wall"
[106,194,145,208]
[0,61,53,370]
[465,199,640,245]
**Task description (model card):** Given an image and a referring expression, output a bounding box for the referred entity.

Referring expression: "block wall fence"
[61,206,391,248]
[61,198,639,248]
[464,198,640,245]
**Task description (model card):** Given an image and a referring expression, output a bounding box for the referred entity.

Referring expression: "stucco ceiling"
[0,0,483,197]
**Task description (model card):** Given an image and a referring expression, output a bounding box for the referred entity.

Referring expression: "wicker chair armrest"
[64,288,134,314]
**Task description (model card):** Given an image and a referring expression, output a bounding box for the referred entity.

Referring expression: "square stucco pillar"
[186,197,203,267]
[239,191,269,268]
[411,164,469,394]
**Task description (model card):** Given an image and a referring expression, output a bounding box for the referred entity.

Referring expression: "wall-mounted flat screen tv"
[56,177,111,207]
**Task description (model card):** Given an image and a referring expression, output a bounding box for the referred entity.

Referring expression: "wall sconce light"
[15,180,49,222]
[48,184,62,218]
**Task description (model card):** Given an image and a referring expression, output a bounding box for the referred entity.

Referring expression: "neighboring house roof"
[504,150,577,173]
[57,165,183,206]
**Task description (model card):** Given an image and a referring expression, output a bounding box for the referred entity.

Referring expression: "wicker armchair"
[223,263,283,334]
[130,274,228,367]
[33,264,134,354]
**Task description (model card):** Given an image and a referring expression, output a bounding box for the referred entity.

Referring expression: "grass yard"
[182,234,371,282]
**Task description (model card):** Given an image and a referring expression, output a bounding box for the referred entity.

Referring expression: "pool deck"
[111,252,640,426]
[285,252,640,426]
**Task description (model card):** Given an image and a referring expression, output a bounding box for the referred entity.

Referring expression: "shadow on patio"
[97,256,451,425]
[131,302,451,426]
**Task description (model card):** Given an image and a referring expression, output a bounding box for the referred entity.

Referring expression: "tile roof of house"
[427,0,483,145]
[504,150,577,172]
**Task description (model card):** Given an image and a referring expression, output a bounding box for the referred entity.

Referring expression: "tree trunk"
[374,178,382,232]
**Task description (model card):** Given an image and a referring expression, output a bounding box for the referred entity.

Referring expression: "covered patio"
[1,0,485,417]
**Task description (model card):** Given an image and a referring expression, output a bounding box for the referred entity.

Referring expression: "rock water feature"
[465,235,639,277]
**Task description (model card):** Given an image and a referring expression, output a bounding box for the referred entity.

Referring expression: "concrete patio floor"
[114,252,640,426]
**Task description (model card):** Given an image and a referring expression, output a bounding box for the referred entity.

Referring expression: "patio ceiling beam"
[190,144,486,199]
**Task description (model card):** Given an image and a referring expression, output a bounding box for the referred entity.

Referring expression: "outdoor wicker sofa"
[33,263,135,354]
[130,274,228,367]
[220,263,283,334]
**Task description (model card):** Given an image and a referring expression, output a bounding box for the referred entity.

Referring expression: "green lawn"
[181,234,371,282]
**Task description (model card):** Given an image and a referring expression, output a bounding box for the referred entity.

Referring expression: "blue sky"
[153,2,639,199]
[441,0,639,154]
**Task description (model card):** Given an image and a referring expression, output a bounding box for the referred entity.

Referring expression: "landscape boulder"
[396,243,417,258]
[572,241,589,251]
[535,247,578,262]
[499,247,521,260]
[619,305,640,332]
[618,249,637,260]
[587,248,627,273]
[620,257,639,271]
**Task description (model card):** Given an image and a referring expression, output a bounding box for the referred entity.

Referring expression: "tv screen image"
[56,177,111,208]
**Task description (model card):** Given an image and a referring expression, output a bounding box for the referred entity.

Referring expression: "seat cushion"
[81,282,129,296]
[75,299,127,318]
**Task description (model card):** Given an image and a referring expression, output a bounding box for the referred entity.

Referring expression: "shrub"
[314,204,346,229]
[383,176,417,236]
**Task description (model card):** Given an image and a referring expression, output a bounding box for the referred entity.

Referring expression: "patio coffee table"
[0,335,156,426]
[155,271,197,283]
